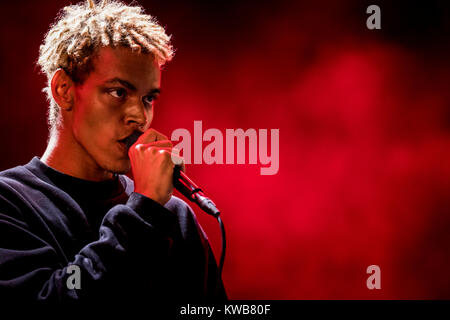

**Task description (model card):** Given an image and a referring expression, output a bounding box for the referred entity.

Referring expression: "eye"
[143,95,155,106]
[108,88,127,99]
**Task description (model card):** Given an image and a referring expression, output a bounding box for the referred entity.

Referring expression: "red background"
[0,0,449,299]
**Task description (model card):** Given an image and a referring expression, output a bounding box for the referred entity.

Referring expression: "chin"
[103,158,131,175]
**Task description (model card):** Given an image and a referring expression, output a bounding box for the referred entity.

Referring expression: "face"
[70,46,160,175]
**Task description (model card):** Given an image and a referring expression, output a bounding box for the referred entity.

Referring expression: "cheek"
[73,91,115,136]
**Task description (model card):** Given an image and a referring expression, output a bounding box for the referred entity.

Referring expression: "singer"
[0,0,226,306]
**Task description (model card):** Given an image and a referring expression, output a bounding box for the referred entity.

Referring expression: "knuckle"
[135,144,145,152]
[160,149,171,157]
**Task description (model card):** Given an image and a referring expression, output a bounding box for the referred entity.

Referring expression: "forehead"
[88,46,160,86]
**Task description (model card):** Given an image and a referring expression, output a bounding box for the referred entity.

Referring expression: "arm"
[166,196,228,302]
[0,192,176,303]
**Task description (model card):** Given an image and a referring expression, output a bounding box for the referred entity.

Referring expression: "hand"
[128,128,185,206]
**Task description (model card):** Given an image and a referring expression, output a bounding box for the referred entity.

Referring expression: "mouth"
[118,132,143,152]
[117,140,128,154]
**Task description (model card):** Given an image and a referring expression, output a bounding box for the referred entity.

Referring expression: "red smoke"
[0,0,449,299]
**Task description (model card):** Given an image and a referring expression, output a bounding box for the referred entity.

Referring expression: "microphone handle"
[173,166,220,217]
[123,132,220,216]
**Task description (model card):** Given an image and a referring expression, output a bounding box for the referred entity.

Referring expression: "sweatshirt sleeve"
[0,191,177,304]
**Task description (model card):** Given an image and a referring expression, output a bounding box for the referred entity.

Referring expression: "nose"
[124,99,152,131]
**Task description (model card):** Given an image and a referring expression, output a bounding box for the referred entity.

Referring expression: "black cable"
[171,165,226,296]
[215,215,226,296]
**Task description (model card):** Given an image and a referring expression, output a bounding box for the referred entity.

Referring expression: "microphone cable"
[173,166,226,296]
[216,215,226,296]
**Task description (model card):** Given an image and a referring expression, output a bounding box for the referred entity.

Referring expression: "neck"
[41,126,114,181]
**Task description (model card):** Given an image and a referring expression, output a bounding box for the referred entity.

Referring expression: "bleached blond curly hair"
[37,0,174,132]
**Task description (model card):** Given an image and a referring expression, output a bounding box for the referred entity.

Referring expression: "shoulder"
[165,195,209,242]
[164,195,194,215]
[0,165,38,220]
[0,164,36,191]
[0,163,31,180]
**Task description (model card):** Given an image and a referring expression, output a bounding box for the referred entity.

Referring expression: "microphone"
[124,131,227,293]
[123,131,220,217]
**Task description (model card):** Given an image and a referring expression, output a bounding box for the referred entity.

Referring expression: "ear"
[51,69,75,111]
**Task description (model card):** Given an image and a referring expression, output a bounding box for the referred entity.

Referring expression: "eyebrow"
[104,77,161,96]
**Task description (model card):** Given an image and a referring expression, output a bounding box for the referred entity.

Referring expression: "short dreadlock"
[37,0,174,132]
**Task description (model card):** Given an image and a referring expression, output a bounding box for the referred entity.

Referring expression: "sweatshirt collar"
[25,156,126,199]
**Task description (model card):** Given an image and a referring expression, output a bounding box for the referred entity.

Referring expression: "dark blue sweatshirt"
[0,157,226,305]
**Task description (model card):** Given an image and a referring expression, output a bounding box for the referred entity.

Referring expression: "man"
[0,0,226,304]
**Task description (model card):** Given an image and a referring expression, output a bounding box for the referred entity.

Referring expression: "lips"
[117,140,128,154]
[118,131,143,151]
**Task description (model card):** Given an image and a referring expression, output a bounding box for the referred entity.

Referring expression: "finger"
[153,149,184,172]
[133,143,173,154]
[136,128,169,145]
[147,140,173,148]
